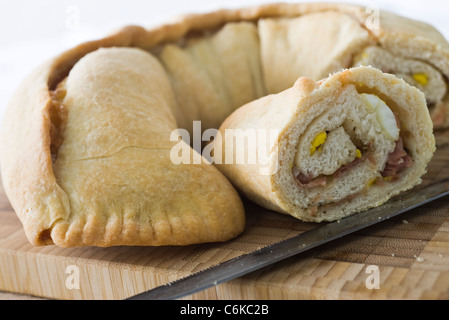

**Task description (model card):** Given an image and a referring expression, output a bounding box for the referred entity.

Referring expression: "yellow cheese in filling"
[413,73,428,86]
[310,131,327,155]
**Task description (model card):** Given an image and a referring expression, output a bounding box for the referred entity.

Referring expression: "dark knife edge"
[126,177,449,300]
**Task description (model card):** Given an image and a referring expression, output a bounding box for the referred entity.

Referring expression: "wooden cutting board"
[1,147,449,300]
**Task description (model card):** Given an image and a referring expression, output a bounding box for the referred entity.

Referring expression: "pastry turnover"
[214,67,435,222]
[0,2,444,246]
[1,47,245,247]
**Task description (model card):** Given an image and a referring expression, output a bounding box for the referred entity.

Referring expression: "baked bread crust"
[1,2,445,246]
[1,47,246,247]
[214,66,435,222]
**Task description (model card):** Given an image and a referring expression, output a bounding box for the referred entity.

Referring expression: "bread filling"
[292,87,413,208]
[353,46,447,108]
[294,137,412,188]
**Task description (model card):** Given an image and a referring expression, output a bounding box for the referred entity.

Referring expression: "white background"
[1,0,448,122]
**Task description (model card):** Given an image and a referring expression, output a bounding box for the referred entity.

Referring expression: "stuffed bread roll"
[259,8,449,130]
[214,67,435,222]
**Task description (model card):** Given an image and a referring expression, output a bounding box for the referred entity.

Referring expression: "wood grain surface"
[1,147,449,300]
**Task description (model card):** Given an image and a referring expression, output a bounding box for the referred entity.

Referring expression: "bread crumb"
[414,255,424,262]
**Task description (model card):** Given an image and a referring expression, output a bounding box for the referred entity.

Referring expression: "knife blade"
[127,177,449,300]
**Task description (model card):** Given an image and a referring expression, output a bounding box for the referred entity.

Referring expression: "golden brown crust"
[34,2,449,91]
[259,11,375,93]
[0,60,71,246]
[1,47,246,247]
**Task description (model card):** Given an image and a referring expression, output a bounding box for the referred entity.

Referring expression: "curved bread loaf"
[0,3,443,246]
[214,67,435,222]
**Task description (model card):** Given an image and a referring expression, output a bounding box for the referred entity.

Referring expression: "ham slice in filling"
[293,138,413,188]
[381,138,413,177]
